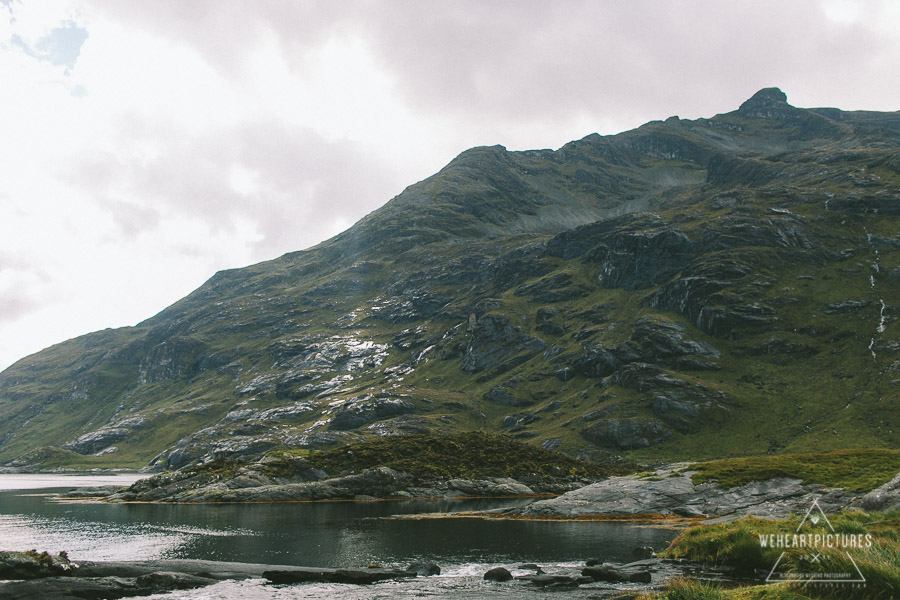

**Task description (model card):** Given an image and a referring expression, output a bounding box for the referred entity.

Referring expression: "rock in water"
[407,561,441,576]
[483,566,513,581]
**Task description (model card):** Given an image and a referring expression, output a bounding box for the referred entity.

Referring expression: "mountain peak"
[737,87,794,119]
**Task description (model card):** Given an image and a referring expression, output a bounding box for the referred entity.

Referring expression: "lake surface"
[0,475,678,598]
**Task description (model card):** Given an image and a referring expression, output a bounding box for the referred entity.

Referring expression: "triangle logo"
[765,497,867,584]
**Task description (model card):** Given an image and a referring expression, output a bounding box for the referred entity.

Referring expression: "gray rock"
[581,419,670,449]
[582,563,651,583]
[367,415,432,436]
[446,477,534,497]
[0,576,141,600]
[518,471,854,518]
[461,313,545,374]
[135,571,218,592]
[61,417,150,455]
[264,566,416,584]
[854,471,900,512]
[652,396,700,418]
[632,318,719,359]
[484,386,530,406]
[824,300,869,314]
[254,402,314,421]
[540,437,562,451]
[500,415,521,429]
[329,395,415,431]
[407,561,441,576]
[0,550,75,579]
[515,273,590,303]
[519,573,582,588]
[483,566,513,581]
[283,431,350,450]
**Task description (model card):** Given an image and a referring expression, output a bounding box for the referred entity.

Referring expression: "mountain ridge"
[1,88,898,471]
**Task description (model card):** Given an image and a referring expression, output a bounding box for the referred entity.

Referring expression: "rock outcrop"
[516,469,855,519]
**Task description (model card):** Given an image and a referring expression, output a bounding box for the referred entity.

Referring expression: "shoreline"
[0,552,717,598]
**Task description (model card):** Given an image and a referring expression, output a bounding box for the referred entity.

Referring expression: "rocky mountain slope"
[1,88,898,470]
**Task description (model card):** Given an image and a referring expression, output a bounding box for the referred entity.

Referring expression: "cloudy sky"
[1,0,898,371]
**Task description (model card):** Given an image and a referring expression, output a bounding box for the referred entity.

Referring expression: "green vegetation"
[689,449,900,493]
[265,432,635,481]
[655,511,900,600]
[637,579,810,600]
[1,90,898,471]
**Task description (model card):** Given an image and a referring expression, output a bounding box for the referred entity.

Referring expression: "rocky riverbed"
[0,550,745,599]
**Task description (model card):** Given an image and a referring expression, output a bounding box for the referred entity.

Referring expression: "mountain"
[1,88,898,471]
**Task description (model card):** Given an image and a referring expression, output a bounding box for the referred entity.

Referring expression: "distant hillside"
[1,88,898,470]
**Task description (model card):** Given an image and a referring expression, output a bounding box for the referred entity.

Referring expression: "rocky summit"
[1,88,898,471]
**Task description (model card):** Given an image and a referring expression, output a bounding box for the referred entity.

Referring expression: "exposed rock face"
[737,87,790,118]
[854,472,900,512]
[329,395,415,431]
[581,419,671,450]
[461,313,545,374]
[517,471,854,518]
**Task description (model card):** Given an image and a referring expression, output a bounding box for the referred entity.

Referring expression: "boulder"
[0,550,75,579]
[483,566,513,582]
[631,546,656,560]
[582,563,651,583]
[135,571,218,592]
[854,471,900,512]
[519,574,585,588]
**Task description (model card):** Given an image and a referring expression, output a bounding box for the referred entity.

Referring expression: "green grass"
[1,99,899,471]
[638,580,812,600]
[264,431,636,481]
[688,449,900,493]
[658,511,900,600]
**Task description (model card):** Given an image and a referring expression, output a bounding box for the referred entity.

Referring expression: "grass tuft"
[689,449,900,493]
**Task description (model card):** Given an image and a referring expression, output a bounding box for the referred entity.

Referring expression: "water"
[0,475,678,598]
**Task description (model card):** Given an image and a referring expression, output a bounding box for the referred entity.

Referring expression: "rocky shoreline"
[8,464,899,598]
[498,464,900,521]
[0,551,425,599]
[0,550,745,599]
[60,461,900,520]
[60,463,587,503]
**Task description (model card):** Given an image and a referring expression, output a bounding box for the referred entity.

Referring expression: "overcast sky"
[1,0,898,372]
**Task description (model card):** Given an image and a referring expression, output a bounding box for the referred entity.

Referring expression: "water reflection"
[0,480,676,569]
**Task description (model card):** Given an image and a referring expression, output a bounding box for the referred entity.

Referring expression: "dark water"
[0,475,678,598]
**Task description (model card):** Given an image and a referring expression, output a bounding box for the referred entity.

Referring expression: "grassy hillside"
[1,88,898,470]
